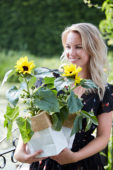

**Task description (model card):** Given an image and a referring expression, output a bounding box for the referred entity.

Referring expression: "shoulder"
[105,83,113,92]
[82,83,113,116]
[104,83,113,94]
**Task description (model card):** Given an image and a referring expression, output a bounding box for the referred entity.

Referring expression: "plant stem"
[24,77,34,115]
[25,78,30,95]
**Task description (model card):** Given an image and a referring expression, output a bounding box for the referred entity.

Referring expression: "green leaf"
[20,82,27,90]
[80,110,98,125]
[51,89,57,96]
[85,118,92,132]
[51,114,62,131]
[34,87,60,112]
[43,77,55,89]
[1,69,15,87]
[51,106,69,130]
[68,91,83,113]
[71,115,83,136]
[6,120,13,140]
[25,74,33,81]
[6,86,20,106]
[28,76,37,88]
[4,103,19,121]
[54,77,74,91]
[59,106,69,122]
[43,77,55,84]
[80,79,97,89]
[45,82,55,89]
[34,67,54,78]
[100,152,107,157]
[16,117,34,144]
[18,77,23,83]
[4,104,19,139]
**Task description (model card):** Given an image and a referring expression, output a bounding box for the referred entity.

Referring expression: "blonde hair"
[61,23,108,100]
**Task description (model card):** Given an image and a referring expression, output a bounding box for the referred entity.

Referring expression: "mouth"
[69,58,80,62]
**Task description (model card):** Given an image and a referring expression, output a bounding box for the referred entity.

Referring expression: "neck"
[78,68,91,79]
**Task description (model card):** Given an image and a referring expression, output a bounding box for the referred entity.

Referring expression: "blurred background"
[0,0,106,82]
[0,0,112,169]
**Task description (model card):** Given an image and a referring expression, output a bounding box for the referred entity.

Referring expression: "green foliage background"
[0,0,104,56]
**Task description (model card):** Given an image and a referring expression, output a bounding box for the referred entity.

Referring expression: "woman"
[14,23,113,170]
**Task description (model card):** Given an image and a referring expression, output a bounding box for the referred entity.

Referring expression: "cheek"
[84,51,90,61]
[83,54,90,63]
[81,50,90,60]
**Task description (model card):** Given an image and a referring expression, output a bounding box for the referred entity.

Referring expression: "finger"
[50,156,58,160]
[27,156,48,164]
[32,157,47,162]
[31,150,43,158]
[25,154,42,164]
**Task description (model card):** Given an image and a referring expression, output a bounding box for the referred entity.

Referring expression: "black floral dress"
[30,83,113,170]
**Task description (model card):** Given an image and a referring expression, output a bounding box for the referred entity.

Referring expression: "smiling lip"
[69,58,80,61]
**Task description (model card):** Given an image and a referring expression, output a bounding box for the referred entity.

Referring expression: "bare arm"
[51,111,112,164]
[75,111,112,161]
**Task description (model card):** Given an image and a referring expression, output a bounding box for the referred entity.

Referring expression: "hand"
[14,138,47,164]
[50,148,77,165]
[22,144,47,164]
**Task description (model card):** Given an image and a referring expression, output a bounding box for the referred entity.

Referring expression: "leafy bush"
[0,0,104,56]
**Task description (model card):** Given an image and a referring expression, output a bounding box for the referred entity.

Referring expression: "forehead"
[66,31,82,45]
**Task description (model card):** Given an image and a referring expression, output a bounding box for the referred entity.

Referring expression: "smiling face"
[65,31,90,73]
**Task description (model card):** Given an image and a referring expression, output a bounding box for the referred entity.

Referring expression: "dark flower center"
[69,71,72,73]
[23,66,28,71]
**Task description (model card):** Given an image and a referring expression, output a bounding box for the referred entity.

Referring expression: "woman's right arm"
[14,136,46,164]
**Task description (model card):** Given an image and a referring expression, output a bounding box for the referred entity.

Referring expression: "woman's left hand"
[50,148,77,165]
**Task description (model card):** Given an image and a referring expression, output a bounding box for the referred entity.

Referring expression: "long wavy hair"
[61,23,108,100]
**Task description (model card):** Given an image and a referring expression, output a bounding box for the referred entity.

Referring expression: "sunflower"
[75,73,82,86]
[62,64,82,77]
[15,56,35,74]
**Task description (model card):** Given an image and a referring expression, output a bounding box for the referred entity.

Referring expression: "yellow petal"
[15,56,35,74]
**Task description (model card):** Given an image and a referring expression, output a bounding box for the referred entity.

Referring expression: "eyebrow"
[65,43,82,46]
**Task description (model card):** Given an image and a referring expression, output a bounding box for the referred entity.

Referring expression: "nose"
[69,48,76,56]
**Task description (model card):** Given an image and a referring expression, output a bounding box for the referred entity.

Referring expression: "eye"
[75,46,82,49]
[65,45,70,49]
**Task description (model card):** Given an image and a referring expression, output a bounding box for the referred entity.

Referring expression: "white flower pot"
[28,127,68,158]
[27,111,68,158]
